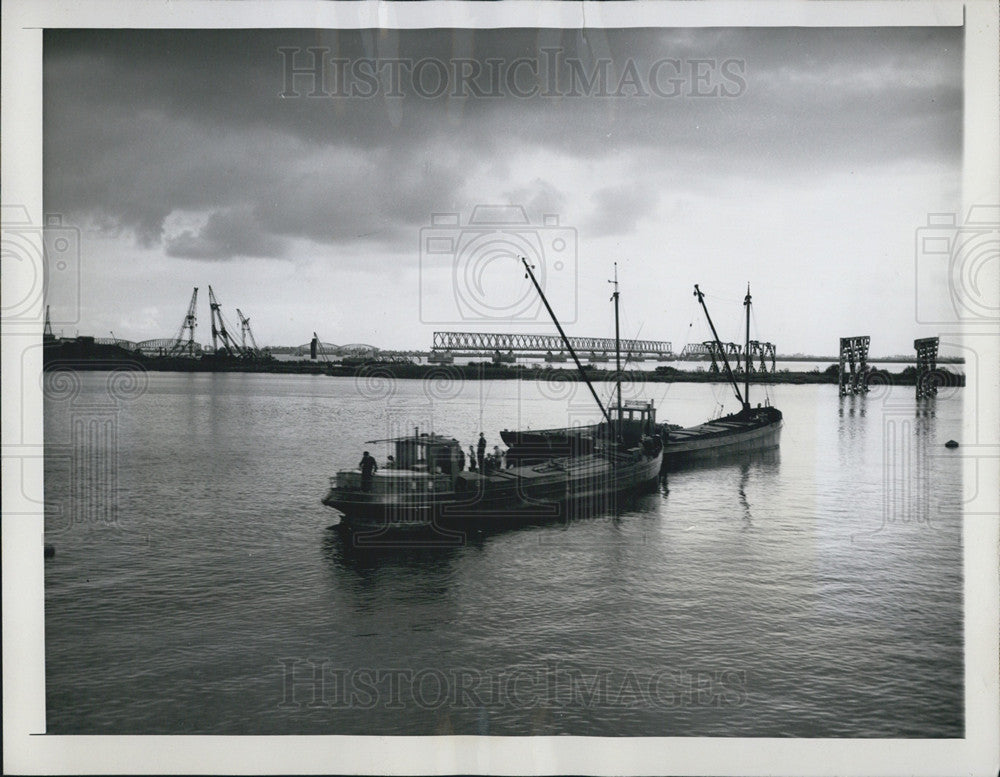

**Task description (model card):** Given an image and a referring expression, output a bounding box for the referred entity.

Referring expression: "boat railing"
[335,471,362,490]
[334,469,455,494]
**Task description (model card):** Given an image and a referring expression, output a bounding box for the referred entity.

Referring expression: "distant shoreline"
[42,341,965,388]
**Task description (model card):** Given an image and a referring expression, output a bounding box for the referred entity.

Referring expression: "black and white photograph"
[2,1,998,774]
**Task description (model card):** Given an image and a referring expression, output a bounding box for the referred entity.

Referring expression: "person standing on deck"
[359,450,378,492]
[477,433,487,473]
[468,444,477,472]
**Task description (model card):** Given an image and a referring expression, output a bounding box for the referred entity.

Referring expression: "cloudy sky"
[43,25,962,354]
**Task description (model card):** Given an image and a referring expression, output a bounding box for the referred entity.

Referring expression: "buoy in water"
[945,440,959,449]
[44,544,56,558]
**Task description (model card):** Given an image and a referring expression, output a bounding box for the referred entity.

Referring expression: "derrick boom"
[169,287,199,356]
[207,285,244,356]
[237,308,260,355]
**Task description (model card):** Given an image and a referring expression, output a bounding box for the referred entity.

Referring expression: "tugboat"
[499,284,782,471]
[322,260,663,533]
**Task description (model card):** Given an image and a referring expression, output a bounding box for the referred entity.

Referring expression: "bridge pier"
[838,336,871,396]
[725,342,743,375]
[748,340,776,373]
[914,337,940,399]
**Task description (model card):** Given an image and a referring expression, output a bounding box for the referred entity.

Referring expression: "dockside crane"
[236,308,261,357]
[208,286,245,357]
[169,287,199,356]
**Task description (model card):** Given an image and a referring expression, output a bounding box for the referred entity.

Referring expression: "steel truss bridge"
[678,341,776,373]
[95,337,208,356]
[432,331,673,357]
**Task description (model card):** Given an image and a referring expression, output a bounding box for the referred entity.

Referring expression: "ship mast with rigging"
[521,257,614,429]
[744,284,752,408]
[609,263,623,441]
[694,284,749,413]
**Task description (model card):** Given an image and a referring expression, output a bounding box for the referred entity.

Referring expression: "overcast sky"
[43,26,962,355]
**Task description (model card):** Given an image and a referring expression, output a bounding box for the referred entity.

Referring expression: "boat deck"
[664,408,782,442]
[458,453,613,486]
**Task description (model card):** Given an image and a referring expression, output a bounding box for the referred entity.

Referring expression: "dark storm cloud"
[503,179,567,221]
[44,26,961,256]
[165,207,287,260]
[588,182,661,237]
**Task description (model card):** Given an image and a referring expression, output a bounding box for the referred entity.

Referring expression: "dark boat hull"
[323,450,662,534]
[662,409,782,470]
[500,407,783,472]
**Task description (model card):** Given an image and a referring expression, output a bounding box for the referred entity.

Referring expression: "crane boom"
[169,287,199,356]
[208,285,245,356]
[236,308,260,354]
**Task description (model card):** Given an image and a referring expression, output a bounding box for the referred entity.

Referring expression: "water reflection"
[738,462,752,525]
[665,446,780,473]
[322,524,471,577]
[838,393,867,417]
[322,480,667,564]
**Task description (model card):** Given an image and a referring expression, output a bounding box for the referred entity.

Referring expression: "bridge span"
[431,331,673,357]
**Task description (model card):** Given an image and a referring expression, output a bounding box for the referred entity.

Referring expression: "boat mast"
[744,283,751,408]
[609,263,623,441]
[693,284,747,411]
[521,258,614,428]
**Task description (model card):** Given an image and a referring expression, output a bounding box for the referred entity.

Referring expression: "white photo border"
[2,1,997,775]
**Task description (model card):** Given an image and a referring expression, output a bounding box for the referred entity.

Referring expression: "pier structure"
[747,340,777,373]
[430,331,672,363]
[914,337,940,399]
[838,336,871,396]
[679,341,775,373]
[698,341,746,374]
[702,341,723,373]
[725,342,743,373]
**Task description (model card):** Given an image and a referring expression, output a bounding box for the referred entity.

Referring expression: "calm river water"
[44,371,963,736]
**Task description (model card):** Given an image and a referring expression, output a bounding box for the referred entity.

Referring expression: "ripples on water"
[44,373,963,736]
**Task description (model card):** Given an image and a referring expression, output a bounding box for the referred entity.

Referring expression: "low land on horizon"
[42,339,965,389]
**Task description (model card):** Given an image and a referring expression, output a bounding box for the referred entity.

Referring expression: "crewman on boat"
[477,433,487,472]
[359,450,378,492]
[468,444,477,472]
